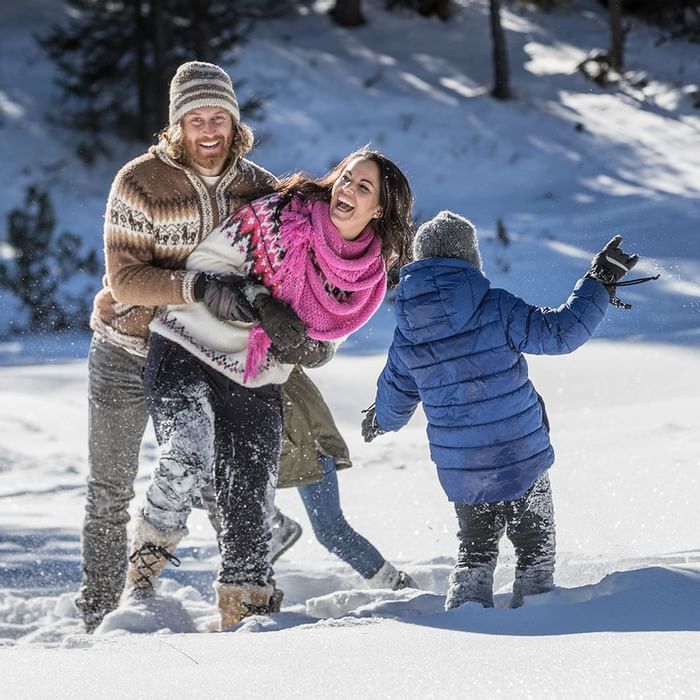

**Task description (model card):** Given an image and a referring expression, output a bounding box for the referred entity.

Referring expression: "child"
[362,211,639,609]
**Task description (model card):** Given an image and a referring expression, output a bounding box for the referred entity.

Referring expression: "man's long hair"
[157,119,255,164]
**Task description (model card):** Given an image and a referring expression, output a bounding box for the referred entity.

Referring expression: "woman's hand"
[254,295,307,351]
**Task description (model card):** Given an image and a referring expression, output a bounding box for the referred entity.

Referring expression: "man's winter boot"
[75,585,120,633]
[269,508,303,564]
[509,567,554,608]
[367,560,417,591]
[445,565,495,610]
[125,517,187,598]
[214,582,274,631]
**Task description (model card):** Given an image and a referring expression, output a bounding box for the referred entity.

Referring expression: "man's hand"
[194,273,262,323]
[361,404,385,443]
[254,295,307,351]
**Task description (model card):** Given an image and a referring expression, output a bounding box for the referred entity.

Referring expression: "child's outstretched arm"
[501,237,642,355]
[501,276,609,355]
[370,345,421,436]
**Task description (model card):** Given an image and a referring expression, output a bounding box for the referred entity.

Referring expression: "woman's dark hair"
[275,148,415,269]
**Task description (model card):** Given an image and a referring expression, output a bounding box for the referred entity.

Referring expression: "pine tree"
[0,185,99,332]
[38,0,287,161]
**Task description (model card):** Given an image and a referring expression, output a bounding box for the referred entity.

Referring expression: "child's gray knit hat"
[169,61,240,126]
[412,211,482,270]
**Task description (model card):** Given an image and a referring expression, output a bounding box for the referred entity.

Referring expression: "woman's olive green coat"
[277,367,351,488]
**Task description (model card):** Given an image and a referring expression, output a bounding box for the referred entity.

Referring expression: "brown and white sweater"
[89,144,276,356]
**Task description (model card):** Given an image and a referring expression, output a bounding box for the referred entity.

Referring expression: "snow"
[1,0,699,696]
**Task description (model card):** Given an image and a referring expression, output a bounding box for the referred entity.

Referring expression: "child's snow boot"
[268,586,284,613]
[509,567,554,608]
[214,582,275,630]
[445,565,495,609]
[367,560,417,590]
[125,516,187,598]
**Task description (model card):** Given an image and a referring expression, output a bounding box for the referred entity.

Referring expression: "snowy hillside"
[2,0,699,348]
[0,0,699,697]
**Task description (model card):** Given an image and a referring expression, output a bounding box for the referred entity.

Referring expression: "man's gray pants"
[75,334,150,631]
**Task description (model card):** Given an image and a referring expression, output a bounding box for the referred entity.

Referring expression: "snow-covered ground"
[0,0,699,696]
[1,346,699,696]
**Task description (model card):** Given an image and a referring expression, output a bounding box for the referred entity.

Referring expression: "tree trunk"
[192,0,213,62]
[608,0,624,71]
[133,0,149,141]
[150,0,168,136]
[330,0,366,27]
[489,0,511,100]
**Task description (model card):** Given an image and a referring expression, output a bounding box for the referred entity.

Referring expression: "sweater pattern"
[90,147,276,356]
[156,312,273,379]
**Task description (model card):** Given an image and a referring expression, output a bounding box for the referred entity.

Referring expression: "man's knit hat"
[169,61,240,126]
[412,210,482,270]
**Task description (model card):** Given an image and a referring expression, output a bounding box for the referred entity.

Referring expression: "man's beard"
[183,136,232,173]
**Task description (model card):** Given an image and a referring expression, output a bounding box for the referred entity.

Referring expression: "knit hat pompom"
[412,210,482,270]
[169,61,240,126]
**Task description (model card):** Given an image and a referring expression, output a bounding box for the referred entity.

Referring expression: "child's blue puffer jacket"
[375,257,609,504]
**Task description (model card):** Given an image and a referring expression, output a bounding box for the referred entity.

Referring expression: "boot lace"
[128,542,181,590]
[242,600,271,616]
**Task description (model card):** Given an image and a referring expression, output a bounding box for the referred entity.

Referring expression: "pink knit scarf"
[245,195,387,380]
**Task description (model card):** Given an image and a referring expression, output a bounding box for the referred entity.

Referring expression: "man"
[76,60,282,632]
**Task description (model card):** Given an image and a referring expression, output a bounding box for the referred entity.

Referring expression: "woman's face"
[330,157,383,241]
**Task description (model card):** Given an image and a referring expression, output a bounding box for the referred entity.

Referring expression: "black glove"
[254,294,307,352]
[361,404,385,443]
[270,338,335,368]
[586,235,642,308]
[586,235,639,285]
[193,273,262,323]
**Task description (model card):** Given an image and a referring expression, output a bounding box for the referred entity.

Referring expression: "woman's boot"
[125,516,187,598]
[367,560,416,591]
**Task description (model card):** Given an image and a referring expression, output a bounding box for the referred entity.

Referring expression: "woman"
[126,149,414,630]
[271,367,416,591]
